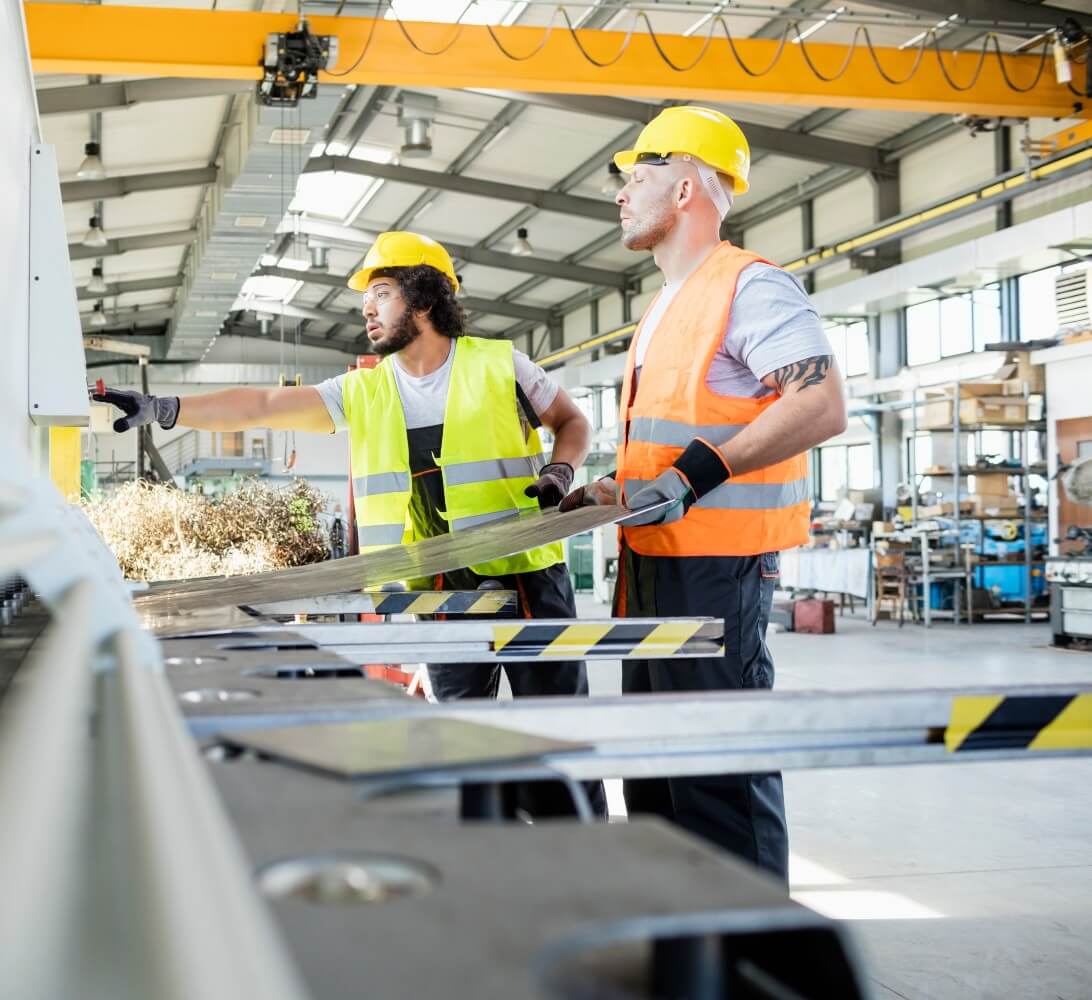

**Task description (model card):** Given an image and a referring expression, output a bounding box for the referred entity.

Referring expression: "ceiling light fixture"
[76,141,105,180]
[83,216,108,249]
[308,241,329,272]
[511,227,534,257]
[601,161,625,196]
[398,92,438,160]
[89,302,107,328]
[87,266,108,295]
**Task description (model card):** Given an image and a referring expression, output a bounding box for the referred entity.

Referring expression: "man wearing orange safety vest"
[562,107,848,879]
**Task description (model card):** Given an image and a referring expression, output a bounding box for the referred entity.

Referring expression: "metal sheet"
[244,589,517,617]
[136,504,651,616]
[222,718,590,779]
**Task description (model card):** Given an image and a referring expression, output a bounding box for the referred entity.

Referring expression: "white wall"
[813,176,875,248]
[0,0,41,459]
[743,206,804,264]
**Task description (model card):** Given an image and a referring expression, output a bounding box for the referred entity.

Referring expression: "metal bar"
[303,155,617,222]
[37,77,252,115]
[24,5,1083,118]
[189,683,1092,780]
[68,228,198,262]
[110,629,308,1000]
[80,307,175,331]
[0,580,96,1000]
[61,166,218,203]
[245,590,518,616]
[859,0,1084,26]
[76,274,182,301]
[248,617,724,662]
[479,90,886,170]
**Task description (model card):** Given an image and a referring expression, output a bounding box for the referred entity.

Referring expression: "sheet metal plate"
[221,717,591,779]
[134,504,647,617]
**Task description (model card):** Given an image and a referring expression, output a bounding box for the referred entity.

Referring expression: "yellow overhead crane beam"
[25,4,1088,120]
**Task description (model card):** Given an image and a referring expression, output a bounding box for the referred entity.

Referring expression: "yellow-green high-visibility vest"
[342,336,564,577]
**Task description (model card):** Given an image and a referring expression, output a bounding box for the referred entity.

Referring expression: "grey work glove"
[559,475,619,512]
[524,462,574,509]
[623,438,732,526]
[92,387,180,433]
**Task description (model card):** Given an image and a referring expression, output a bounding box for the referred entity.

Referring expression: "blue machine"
[973,563,1046,603]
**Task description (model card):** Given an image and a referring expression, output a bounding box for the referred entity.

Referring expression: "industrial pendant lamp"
[86,266,108,295]
[511,227,534,257]
[601,162,625,196]
[83,216,108,248]
[77,142,106,180]
[89,302,108,328]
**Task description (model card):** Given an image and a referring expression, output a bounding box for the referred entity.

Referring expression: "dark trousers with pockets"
[618,546,789,881]
[428,562,607,820]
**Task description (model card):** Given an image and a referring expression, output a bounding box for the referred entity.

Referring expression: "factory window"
[826,321,870,377]
[599,387,618,430]
[905,284,1002,367]
[1017,265,1060,339]
[818,443,874,501]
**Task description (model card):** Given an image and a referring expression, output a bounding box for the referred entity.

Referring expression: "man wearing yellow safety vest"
[562,107,848,879]
[94,231,605,819]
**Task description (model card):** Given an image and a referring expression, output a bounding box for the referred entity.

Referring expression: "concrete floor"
[573,595,1092,1000]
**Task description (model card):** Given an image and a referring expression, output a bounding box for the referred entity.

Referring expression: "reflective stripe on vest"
[357,523,408,547]
[352,471,411,496]
[443,454,545,488]
[450,508,522,531]
[625,477,809,510]
[628,416,746,449]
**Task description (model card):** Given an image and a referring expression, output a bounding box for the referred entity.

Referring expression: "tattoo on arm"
[771,355,832,393]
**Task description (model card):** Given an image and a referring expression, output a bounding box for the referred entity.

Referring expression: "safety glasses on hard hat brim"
[615,151,696,174]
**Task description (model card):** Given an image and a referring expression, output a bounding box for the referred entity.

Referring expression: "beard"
[370,306,421,356]
[621,193,677,251]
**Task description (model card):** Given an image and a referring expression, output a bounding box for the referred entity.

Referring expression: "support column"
[855,163,901,274]
[995,125,1013,231]
[801,199,815,294]
[876,310,904,510]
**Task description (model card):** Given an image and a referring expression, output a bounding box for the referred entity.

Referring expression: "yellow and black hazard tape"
[945,693,1092,753]
[369,590,517,616]
[492,620,724,659]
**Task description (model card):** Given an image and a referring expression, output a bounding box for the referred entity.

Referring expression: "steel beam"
[61,167,217,204]
[77,275,183,301]
[302,155,617,222]
[480,90,886,170]
[37,78,251,116]
[82,307,174,331]
[859,0,1084,27]
[253,266,556,324]
[68,228,197,262]
[222,323,358,354]
[25,4,1084,119]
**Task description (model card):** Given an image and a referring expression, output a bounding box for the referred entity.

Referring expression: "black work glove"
[524,462,575,509]
[624,439,731,526]
[92,387,180,433]
[559,475,619,512]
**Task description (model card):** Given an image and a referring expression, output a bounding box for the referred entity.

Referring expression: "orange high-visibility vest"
[617,242,810,557]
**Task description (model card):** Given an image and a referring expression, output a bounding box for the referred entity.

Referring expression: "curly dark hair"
[370,265,466,339]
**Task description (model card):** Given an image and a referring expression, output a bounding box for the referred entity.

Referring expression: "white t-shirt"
[635,262,831,399]
[315,341,559,431]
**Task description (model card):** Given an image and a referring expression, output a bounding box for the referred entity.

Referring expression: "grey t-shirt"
[634,262,831,398]
[315,342,559,431]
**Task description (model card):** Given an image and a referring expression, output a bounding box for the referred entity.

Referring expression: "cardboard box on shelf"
[920,395,1028,429]
[918,500,975,517]
[968,494,1021,516]
[971,472,1012,496]
[993,352,1045,394]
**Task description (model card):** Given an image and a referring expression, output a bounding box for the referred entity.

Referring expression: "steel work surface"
[207,760,868,1000]
[135,505,636,616]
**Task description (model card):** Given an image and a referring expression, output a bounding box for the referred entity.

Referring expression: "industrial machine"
[1048,457,1092,646]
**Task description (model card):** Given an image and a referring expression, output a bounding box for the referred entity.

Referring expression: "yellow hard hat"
[347,231,459,292]
[613,106,751,195]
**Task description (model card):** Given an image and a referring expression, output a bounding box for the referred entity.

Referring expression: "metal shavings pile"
[82,479,330,581]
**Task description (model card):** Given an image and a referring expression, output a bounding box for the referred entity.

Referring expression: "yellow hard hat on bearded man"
[347,231,460,292]
[613,106,750,195]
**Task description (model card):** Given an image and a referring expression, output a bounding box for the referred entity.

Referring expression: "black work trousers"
[428,562,607,820]
[617,546,789,881]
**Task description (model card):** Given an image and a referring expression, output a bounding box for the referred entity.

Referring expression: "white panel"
[564,306,592,347]
[812,257,856,293]
[813,175,875,247]
[741,155,817,205]
[99,95,228,175]
[743,206,804,265]
[1012,174,1092,225]
[99,187,205,232]
[900,130,995,211]
[811,109,932,145]
[2,0,39,455]
[519,277,585,306]
[599,292,624,331]
[29,145,88,426]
